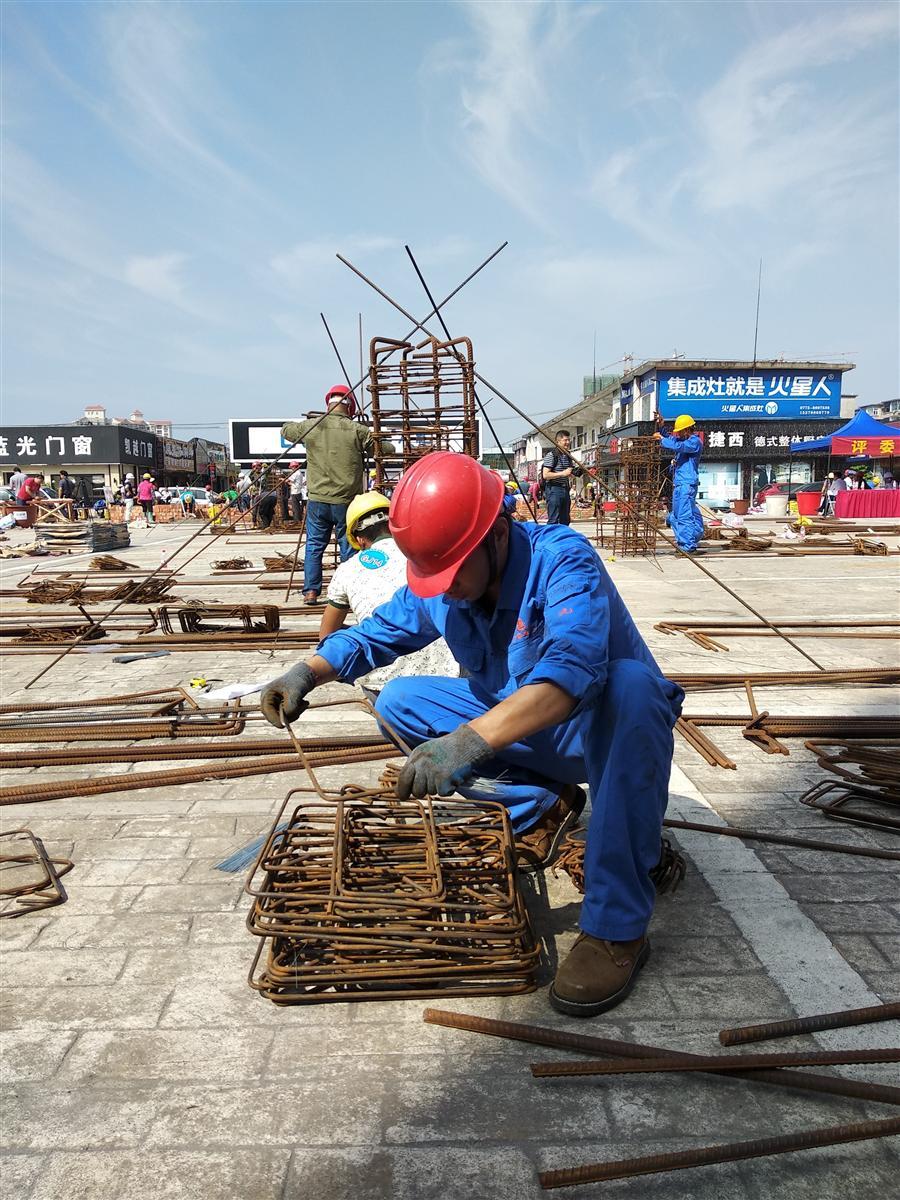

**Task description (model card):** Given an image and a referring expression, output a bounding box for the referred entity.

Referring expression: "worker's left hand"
[396,725,493,800]
[652,431,662,441]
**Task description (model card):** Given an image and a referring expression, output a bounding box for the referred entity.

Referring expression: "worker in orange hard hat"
[281,386,372,603]
[260,451,684,1019]
[653,412,704,553]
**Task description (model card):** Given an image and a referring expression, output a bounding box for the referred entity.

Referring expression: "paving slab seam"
[667,764,899,1053]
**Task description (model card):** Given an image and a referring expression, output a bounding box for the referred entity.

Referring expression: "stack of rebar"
[800,738,900,834]
[245,792,538,1003]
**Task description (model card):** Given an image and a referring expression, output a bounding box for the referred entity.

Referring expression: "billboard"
[229,418,303,464]
[657,369,841,421]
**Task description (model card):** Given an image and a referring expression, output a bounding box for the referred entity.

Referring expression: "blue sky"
[2,0,897,446]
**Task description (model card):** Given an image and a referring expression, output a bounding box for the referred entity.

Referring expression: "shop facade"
[0,424,157,501]
[596,359,855,504]
[596,418,842,505]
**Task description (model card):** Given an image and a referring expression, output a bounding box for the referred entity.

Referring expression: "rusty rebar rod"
[672,668,900,690]
[661,818,900,863]
[531,1046,900,1077]
[719,1002,900,1047]
[1,736,395,768]
[538,1116,900,1189]
[422,1009,900,1106]
[0,743,399,806]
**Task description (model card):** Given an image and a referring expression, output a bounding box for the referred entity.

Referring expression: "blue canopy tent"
[788,410,899,505]
[789,410,900,454]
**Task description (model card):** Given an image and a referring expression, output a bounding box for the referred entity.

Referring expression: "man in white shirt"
[287,460,306,523]
[319,491,457,694]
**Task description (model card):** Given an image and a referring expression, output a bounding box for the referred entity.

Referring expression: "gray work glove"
[397,725,493,800]
[260,662,318,728]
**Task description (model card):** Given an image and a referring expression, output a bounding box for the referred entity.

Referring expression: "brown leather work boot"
[515,786,586,872]
[549,933,650,1017]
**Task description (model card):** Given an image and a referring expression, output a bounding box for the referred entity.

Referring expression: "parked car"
[787,480,827,500]
[171,486,213,507]
[0,485,55,503]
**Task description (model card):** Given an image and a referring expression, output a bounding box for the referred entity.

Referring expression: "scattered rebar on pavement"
[156,603,280,635]
[799,780,900,834]
[661,817,900,862]
[0,828,73,917]
[531,1046,900,1077]
[719,1001,900,1047]
[537,1117,900,1190]
[671,667,900,690]
[656,617,900,652]
[421,1009,900,1106]
[90,555,140,571]
[212,558,253,570]
[0,742,399,806]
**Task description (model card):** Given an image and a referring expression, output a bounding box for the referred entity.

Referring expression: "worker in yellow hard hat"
[345,490,391,551]
[315,490,457,695]
[653,412,704,553]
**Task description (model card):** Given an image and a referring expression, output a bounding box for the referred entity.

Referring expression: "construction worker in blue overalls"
[654,413,704,553]
[260,452,684,1018]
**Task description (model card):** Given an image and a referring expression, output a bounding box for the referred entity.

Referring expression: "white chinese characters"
[664,373,834,401]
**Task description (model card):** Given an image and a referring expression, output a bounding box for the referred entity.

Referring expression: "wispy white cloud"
[2,138,219,319]
[588,146,690,254]
[437,0,599,230]
[270,235,401,289]
[124,253,189,306]
[97,2,261,200]
[687,5,898,213]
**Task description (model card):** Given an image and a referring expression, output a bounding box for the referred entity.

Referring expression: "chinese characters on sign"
[0,433,95,457]
[657,369,841,420]
[123,436,154,458]
[666,375,830,400]
[0,426,156,465]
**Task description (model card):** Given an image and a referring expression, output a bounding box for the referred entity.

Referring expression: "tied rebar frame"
[368,335,479,490]
[605,435,663,557]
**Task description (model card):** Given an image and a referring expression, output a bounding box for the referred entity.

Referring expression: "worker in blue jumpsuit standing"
[654,413,704,553]
[260,452,683,1018]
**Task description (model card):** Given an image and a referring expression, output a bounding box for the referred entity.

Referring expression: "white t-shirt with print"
[325,536,458,690]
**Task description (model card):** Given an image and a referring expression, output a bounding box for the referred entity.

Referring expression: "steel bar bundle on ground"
[799,738,900,834]
[245,790,538,1003]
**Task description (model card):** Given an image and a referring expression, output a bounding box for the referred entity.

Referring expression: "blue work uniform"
[316,521,684,943]
[660,431,704,551]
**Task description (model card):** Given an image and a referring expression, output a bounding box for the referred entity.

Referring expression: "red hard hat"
[289,461,301,470]
[389,452,504,598]
[325,383,357,419]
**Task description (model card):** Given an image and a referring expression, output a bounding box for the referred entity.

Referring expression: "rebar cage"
[367,335,479,489]
[595,435,663,557]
